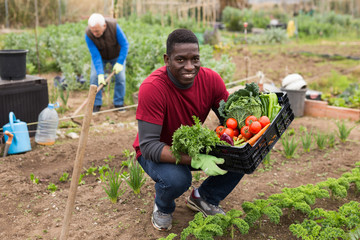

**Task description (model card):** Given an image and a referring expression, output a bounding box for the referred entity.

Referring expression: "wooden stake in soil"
[71,71,115,124]
[60,85,97,240]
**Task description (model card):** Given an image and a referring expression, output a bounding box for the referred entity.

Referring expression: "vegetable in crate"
[259,92,282,121]
[218,82,263,128]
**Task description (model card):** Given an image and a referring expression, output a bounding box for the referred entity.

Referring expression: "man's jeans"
[90,58,126,107]
[137,155,244,214]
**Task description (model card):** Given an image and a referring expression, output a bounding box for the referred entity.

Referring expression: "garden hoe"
[3,131,14,158]
[71,71,115,125]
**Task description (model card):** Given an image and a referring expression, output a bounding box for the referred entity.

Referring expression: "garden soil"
[1,43,360,240]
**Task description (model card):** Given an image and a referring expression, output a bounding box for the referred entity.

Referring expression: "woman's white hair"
[88,13,105,27]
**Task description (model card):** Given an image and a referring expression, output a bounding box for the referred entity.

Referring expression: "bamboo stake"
[59,85,97,240]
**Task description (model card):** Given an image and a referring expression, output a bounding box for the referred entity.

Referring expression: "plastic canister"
[2,112,32,154]
[35,103,59,145]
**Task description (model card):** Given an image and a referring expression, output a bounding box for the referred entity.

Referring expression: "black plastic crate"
[209,92,294,174]
[0,75,49,137]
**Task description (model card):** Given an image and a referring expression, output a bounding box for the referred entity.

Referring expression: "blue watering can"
[2,112,31,155]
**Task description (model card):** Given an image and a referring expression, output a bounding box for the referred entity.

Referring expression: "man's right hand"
[98,74,106,85]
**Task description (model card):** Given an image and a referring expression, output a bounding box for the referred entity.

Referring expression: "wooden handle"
[71,71,115,118]
[60,85,97,240]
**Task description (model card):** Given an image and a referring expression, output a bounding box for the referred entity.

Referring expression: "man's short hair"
[88,13,105,27]
[166,29,199,56]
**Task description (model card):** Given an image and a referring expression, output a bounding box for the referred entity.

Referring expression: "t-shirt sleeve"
[136,82,166,125]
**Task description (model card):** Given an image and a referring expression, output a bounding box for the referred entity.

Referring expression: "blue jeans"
[90,58,126,106]
[137,155,244,214]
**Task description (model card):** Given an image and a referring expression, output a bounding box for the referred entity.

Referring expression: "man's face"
[89,23,106,38]
[164,43,200,86]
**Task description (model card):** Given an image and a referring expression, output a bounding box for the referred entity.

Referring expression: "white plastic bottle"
[35,103,59,145]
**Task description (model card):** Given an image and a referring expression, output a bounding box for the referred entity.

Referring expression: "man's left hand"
[113,63,123,74]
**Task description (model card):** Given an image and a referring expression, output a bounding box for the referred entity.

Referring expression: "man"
[132,29,244,231]
[85,13,129,112]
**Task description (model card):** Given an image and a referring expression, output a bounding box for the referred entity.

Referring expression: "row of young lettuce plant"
[159,162,360,240]
[3,15,235,104]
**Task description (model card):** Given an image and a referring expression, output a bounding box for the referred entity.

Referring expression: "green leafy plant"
[104,154,115,162]
[180,212,224,240]
[349,226,360,240]
[59,172,69,182]
[30,173,40,184]
[98,164,110,182]
[315,131,327,150]
[290,201,360,239]
[242,199,283,227]
[269,184,330,217]
[157,233,177,240]
[84,165,97,176]
[78,173,85,185]
[280,133,298,158]
[125,159,146,195]
[317,177,349,199]
[216,209,250,238]
[328,131,336,148]
[300,129,312,152]
[47,183,58,192]
[336,120,356,143]
[121,149,134,167]
[171,116,221,164]
[102,167,126,204]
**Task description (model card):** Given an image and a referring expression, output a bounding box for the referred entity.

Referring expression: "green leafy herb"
[171,116,221,164]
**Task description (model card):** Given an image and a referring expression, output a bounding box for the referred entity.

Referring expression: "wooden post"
[59,85,97,240]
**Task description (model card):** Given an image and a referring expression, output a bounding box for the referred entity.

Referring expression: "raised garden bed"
[304,99,360,121]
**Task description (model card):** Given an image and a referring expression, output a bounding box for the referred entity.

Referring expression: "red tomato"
[241,126,253,139]
[249,121,262,134]
[245,115,258,126]
[233,128,240,137]
[223,128,235,138]
[226,118,238,130]
[259,116,270,128]
[216,126,225,135]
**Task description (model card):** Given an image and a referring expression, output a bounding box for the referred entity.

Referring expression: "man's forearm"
[160,145,191,165]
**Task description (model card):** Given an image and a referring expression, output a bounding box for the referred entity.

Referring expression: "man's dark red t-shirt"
[132,66,229,159]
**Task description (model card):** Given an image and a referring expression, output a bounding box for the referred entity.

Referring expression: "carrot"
[246,123,270,146]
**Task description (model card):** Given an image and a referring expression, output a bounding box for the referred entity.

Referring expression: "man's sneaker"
[114,105,126,112]
[186,189,226,217]
[93,105,101,113]
[151,203,172,231]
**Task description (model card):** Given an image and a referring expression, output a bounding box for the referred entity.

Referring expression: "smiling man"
[85,13,129,112]
[132,28,245,231]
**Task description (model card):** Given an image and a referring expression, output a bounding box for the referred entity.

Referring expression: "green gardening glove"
[191,154,228,176]
[113,63,123,74]
[98,74,106,86]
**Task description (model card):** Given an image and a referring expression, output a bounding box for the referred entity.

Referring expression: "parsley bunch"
[171,116,221,164]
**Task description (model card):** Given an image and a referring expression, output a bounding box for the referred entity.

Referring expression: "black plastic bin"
[0,49,28,80]
[209,92,294,174]
[0,75,48,137]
